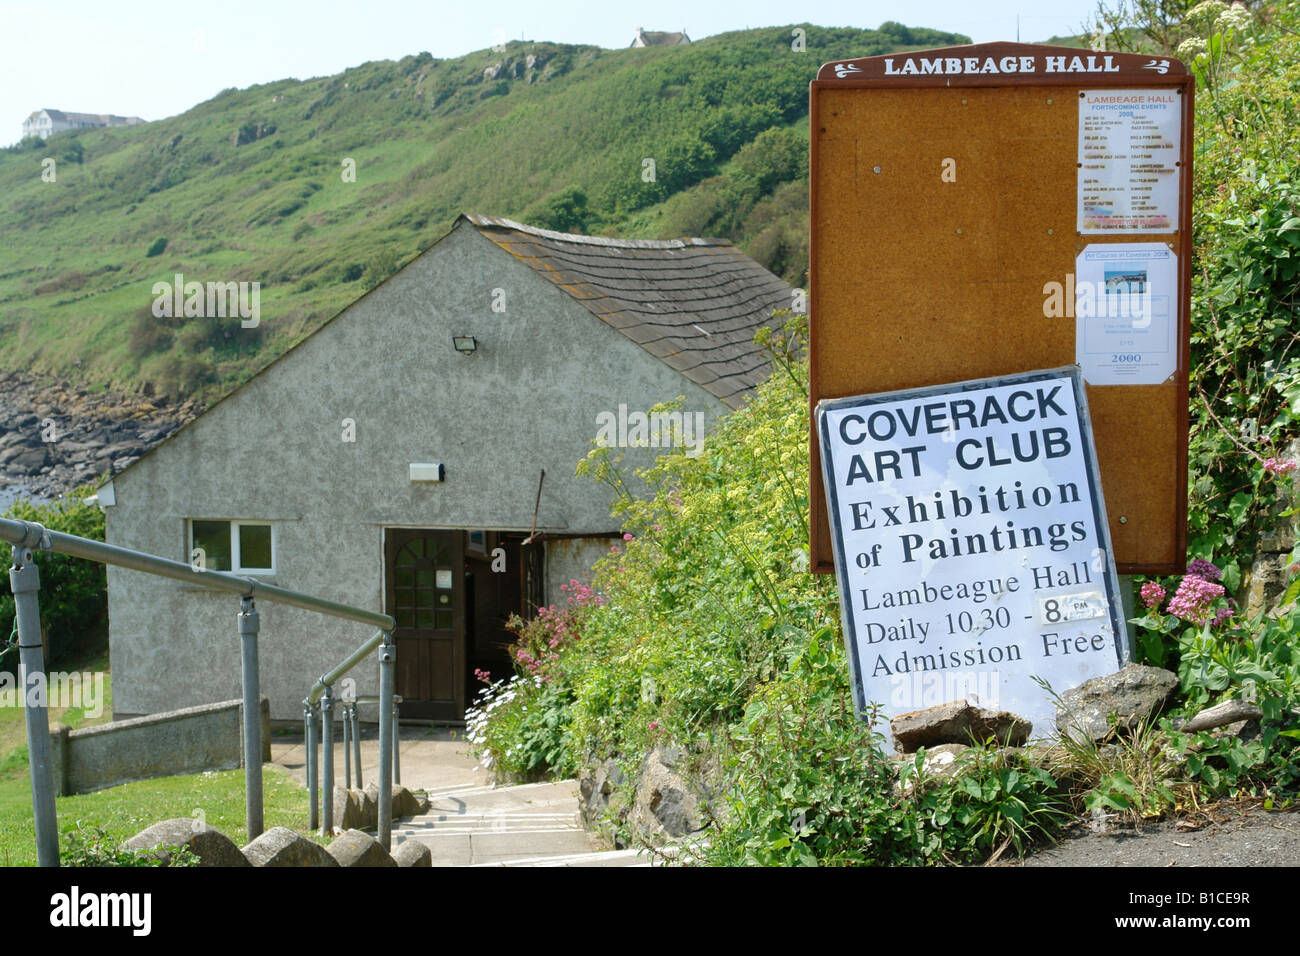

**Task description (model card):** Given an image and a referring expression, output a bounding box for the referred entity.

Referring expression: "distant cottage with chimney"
[22,109,144,141]
[630,27,691,47]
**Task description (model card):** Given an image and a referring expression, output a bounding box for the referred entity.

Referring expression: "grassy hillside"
[0,22,965,402]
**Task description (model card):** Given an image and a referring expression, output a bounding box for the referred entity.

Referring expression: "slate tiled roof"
[464,214,793,409]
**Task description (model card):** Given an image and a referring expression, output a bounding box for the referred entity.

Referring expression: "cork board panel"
[850,139,1003,282]
[1090,384,1182,567]
[817,280,1043,390]
[809,45,1192,576]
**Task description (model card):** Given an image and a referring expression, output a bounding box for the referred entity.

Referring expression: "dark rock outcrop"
[0,369,198,505]
[1056,663,1179,743]
[890,701,1032,753]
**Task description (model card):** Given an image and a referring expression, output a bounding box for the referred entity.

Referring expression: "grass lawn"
[0,763,321,866]
[0,648,323,866]
[0,648,114,757]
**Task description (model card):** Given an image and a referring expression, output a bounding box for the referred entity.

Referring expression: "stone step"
[395,827,601,867]
[470,848,652,868]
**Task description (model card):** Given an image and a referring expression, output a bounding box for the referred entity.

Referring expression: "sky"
[0,0,1107,145]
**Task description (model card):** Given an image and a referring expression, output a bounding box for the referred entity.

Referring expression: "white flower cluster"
[1215,3,1252,32]
[1177,36,1210,59]
[461,673,546,766]
[1186,0,1229,26]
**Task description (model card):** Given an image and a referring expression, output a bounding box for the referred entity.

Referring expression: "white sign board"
[1078,88,1182,233]
[816,367,1128,749]
[1074,242,1178,385]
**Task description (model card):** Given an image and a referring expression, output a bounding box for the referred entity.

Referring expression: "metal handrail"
[0,517,395,631]
[302,631,408,847]
[335,695,403,791]
[306,631,387,705]
[0,515,398,865]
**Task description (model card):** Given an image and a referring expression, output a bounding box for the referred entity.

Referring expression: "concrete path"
[398,778,647,866]
[270,722,649,867]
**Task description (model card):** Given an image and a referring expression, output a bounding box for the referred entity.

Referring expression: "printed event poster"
[1074,242,1178,385]
[1078,88,1182,233]
[816,367,1127,749]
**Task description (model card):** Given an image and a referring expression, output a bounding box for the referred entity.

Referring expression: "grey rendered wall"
[546,537,619,606]
[105,222,731,720]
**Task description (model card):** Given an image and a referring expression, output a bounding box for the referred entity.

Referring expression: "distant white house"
[630,27,690,47]
[22,109,144,141]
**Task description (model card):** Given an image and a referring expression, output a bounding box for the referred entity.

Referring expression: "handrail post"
[321,684,335,835]
[377,633,395,850]
[0,515,399,866]
[351,702,362,788]
[237,595,263,839]
[10,540,58,867]
[392,698,401,786]
[305,700,318,832]
[342,700,351,792]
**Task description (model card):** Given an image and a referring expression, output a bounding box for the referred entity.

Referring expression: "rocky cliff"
[0,370,199,506]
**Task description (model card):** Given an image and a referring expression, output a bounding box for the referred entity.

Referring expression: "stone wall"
[1241,437,1300,617]
[579,743,726,849]
[49,696,270,795]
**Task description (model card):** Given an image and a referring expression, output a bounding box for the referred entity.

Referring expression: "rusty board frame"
[809,42,1193,576]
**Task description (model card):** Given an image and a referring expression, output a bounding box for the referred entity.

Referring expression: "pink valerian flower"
[474,668,492,685]
[1264,457,1298,476]
[648,721,660,731]
[562,579,602,608]
[1185,558,1222,582]
[1166,573,1227,626]
[1140,581,1166,609]
[1210,605,1234,628]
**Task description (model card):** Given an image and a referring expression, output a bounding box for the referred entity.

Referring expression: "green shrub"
[522,188,590,234]
[465,674,577,781]
[0,488,107,666]
[60,823,200,867]
[1167,608,1300,803]
[1180,4,1300,575]
[145,236,167,257]
[706,634,1068,865]
[464,580,602,781]
[128,312,175,358]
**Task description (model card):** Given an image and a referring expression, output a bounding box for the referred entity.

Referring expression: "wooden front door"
[386,529,464,720]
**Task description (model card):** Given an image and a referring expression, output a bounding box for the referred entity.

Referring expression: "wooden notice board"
[810,42,1193,575]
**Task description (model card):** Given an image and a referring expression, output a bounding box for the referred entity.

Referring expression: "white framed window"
[189,520,275,574]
